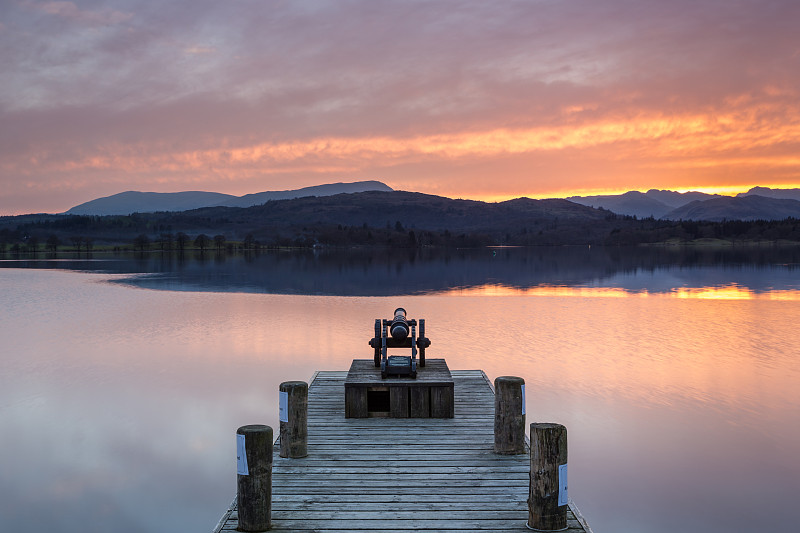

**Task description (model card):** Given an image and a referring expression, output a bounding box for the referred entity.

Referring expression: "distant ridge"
[7,189,800,247]
[65,180,393,215]
[65,191,236,216]
[566,188,800,219]
[737,186,800,202]
[58,183,800,219]
[643,189,720,208]
[567,189,719,218]
[663,195,800,221]
[218,181,393,208]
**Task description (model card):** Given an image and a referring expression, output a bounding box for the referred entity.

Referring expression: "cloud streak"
[2,0,800,213]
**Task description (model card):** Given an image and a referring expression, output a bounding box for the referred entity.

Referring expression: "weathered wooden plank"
[268,492,527,500]
[230,518,572,529]
[389,386,409,417]
[265,510,544,519]
[344,385,367,418]
[270,462,531,471]
[214,368,590,533]
[270,500,529,509]
[223,529,585,532]
[344,359,454,419]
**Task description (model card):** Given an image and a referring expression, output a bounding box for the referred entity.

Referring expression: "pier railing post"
[279,381,308,458]
[236,425,273,531]
[494,376,525,454]
[528,422,568,531]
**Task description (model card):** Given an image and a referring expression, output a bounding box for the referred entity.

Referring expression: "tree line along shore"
[2,213,800,254]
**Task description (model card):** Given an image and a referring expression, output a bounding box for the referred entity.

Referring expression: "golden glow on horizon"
[5,100,800,215]
[464,182,800,203]
[14,107,800,175]
[134,111,800,169]
[444,284,800,300]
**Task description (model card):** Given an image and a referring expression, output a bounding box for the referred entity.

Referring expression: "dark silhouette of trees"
[213,234,226,252]
[27,235,39,253]
[2,192,800,249]
[133,234,150,251]
[70,236,84,252]
[46,234,60,252]
[158,233,174,251]
[194,233,211,251]
[176,232,189,251]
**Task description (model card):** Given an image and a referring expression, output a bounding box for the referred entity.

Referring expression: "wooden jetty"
[213,364,593,532]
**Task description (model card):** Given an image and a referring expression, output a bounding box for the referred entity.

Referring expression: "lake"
[1,246,799,532]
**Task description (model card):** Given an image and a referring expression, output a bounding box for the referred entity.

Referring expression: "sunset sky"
[2,0,800,215]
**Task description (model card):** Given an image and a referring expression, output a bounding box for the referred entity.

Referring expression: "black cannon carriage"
[368,307,431,379]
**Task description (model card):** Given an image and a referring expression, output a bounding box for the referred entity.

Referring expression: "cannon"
[368,307,431,379]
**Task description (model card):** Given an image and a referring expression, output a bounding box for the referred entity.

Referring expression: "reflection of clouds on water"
[589,265,800,294]
[1,267,799,533]
[3,246,798,296]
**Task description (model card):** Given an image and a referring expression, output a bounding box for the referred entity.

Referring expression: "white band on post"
[236,433,249,475]
[279,391,289,423]
[558,463,568,506]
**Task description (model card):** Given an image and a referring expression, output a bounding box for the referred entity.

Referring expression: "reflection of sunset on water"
[2,268,799,533]
[443,283,800,300]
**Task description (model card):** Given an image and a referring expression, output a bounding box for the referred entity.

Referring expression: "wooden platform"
[213,369,592,532]
[344,358,454,418]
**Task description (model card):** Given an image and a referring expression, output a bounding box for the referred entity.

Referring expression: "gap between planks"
[213,369,591,533]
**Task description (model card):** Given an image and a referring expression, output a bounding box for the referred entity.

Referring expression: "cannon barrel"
[390,307,409,341]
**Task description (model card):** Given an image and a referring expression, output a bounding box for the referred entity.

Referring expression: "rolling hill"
[663,195,800,221]
[568,189,719,218]
[737,186,800,201]
[65,180,393,215]
[182,191,609,232]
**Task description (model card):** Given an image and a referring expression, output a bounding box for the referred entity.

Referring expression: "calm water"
[1,247,799,532]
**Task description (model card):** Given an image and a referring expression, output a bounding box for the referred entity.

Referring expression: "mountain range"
[568,189,721,218]
[63,182,800,221]
[568,187,800,220]
[664,194,800,221]
[7,188,800,248]
[65,180,393,215]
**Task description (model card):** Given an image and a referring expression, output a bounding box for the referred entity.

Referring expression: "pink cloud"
[2,0,800,214]
[22,0,132,26]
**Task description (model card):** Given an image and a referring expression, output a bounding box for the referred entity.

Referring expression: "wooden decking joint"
[213,369,591,532]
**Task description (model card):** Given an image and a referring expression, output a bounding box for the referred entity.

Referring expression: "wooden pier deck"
[213,369,592,532]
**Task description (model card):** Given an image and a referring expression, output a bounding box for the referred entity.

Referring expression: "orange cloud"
[4,95,800,214]
[18,107,799,174]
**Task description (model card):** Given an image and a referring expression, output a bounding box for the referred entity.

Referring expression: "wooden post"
[494,376,525,454]
[279,381,308,458]
[236,425,272,531]
[528,423,568,531]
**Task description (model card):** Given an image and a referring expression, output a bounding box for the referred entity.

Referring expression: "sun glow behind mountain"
[2,1,800,215]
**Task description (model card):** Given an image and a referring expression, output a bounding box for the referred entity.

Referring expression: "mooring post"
[236,424,272,531]
[528,423,568,531]
[279,381,308,458]
[494,376,526,454]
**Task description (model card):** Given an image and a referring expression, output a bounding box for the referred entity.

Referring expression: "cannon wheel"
[373,319,381,367]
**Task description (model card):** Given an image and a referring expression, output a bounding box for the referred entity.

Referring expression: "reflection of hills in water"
[4,246,800,296]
